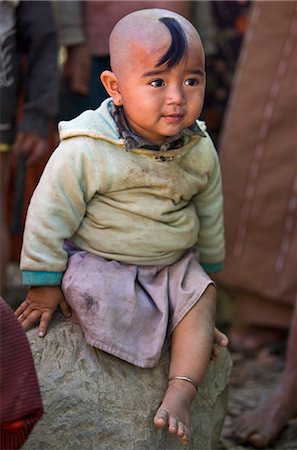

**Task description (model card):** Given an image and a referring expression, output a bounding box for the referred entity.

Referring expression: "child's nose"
[166,85,185,105]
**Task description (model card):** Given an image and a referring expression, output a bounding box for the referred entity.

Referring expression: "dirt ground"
[4,265,297,450]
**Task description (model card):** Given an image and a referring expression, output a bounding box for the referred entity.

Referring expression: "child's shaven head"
[108,8,204,78]
[101,9,205,145]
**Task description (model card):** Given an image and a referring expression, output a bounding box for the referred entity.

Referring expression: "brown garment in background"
[215,1,297,329]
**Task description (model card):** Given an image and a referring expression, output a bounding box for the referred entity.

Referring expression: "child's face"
[116,39,205,145]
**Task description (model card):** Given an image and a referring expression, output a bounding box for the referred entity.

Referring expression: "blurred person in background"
[0,0,58,297]
[215,1,297,446]
[217,0,296,356]
[197,0,250,145]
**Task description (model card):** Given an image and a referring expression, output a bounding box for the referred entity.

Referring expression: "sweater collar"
[111,103,206,152]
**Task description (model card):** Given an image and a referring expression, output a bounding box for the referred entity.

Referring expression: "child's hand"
[15,286,71,337]
[210,327,229,361]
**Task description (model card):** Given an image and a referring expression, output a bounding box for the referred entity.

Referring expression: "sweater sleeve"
[193,146,225,272]
[21,138,100,285]
[16,0,59,138]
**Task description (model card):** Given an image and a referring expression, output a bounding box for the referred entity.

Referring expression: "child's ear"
[100,70,122,106]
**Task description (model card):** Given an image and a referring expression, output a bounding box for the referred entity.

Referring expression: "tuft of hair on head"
[157,17,188,68]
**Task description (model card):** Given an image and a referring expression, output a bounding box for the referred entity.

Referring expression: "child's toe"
[180,427,191,445]
[177,420,186,437]
[168,416,178,433]
[153,408,169,428]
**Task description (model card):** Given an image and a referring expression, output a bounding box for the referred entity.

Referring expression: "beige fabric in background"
[215,1,297,329]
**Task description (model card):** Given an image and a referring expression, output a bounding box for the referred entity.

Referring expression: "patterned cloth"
[0,297,43,449]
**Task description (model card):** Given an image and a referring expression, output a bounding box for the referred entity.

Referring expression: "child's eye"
[185,79,198,86]
[150,79,165,88]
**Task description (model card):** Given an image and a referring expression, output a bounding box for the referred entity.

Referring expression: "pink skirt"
[62,249,213,368]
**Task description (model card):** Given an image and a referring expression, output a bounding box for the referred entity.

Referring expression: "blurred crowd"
[0,1,296,449]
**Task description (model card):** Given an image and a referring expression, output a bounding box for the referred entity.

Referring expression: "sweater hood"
[58,98,123,145]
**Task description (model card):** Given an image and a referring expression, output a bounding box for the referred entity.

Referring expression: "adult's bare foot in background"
[235,299,297,447]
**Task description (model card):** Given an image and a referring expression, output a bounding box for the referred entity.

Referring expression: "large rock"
[24,319,232,450]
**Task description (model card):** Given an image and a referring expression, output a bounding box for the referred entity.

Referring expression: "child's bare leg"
[154,285,216,445]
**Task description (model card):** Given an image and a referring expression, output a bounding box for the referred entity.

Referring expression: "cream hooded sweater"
[21,98,225,285]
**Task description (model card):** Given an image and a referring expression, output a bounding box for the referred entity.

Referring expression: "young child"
[16,9,225,445]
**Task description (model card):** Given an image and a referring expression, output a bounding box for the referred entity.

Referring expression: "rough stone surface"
[24,319,232,450]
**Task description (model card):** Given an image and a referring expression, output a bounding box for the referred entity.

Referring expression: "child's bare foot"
[153,379,196,445]
[234,381,297,447]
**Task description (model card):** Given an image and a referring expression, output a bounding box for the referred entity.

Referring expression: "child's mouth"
[163,114,184,124]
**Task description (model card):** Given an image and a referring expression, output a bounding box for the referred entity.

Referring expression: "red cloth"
[0,297,43,449]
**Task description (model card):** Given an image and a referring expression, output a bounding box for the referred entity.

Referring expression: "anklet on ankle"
[169,376,199,391]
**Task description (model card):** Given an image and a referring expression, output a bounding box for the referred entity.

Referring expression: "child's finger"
[38,310,54,337]
[15,300,30,318]
[19,309,42,331]
[210,345,220,361]
[17,303,35,322]
[59,298,72,318]
[214,327,229,347]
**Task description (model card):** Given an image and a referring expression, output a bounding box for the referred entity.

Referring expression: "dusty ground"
[4,265,297,450]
